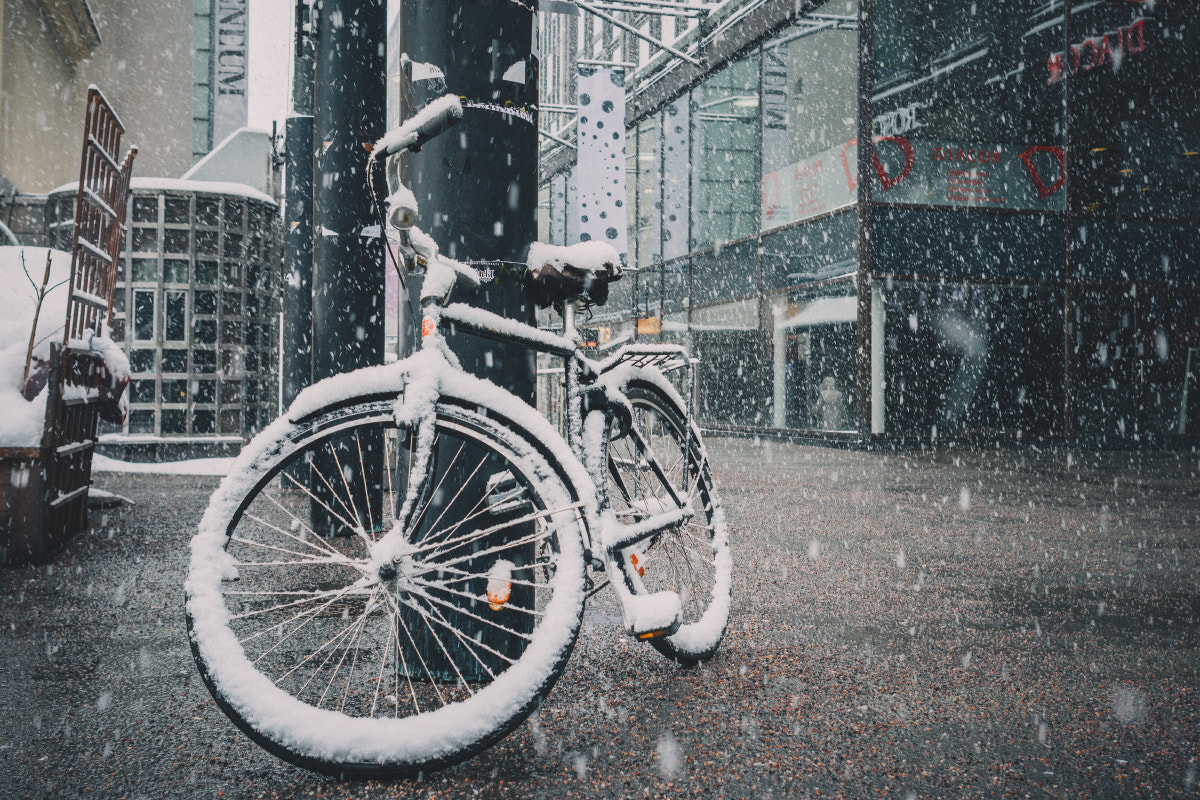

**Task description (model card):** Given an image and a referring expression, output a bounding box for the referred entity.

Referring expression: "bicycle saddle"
[525,241,622,308]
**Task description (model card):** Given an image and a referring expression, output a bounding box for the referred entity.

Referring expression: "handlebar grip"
[375,94,463,157]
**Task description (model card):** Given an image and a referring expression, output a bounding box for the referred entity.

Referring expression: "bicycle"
[184,95,731,778]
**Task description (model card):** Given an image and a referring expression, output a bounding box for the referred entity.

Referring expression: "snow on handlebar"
[373,94,463,156]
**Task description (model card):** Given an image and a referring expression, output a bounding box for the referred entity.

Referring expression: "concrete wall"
[1,0,193,193]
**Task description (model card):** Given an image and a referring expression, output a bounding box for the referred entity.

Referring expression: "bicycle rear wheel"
[186,385,588,778]
[605,369,731,665]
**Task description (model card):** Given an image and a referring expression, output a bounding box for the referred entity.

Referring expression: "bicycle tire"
[603,368,731,665]
[185,374,589,778]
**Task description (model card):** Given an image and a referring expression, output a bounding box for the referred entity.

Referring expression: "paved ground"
[1,440,1198,799]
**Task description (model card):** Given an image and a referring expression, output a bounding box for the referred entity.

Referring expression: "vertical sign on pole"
[575,67,628,263]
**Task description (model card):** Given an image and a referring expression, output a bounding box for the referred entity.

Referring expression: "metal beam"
[575,0,702,66]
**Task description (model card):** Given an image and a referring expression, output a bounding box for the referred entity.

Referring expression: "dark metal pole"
[398,0,540,676]
[398,0,540,401]
[310,0,387,534]
[281,115,313,412]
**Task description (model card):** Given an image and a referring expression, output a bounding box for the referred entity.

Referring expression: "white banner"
[575,67,627,262]
[212,0,249,145]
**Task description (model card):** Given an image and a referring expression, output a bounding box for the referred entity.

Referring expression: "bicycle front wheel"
[185,387,588,778]
[605,369,731,665]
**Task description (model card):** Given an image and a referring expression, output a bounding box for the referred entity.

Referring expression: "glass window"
[132,227,158,252]
[194,289,217,315]
[164,197,191,224]
[871,0,1066,211]
[161,409,188,434]
[194,350,217,373]
[109,318,125,342]
[195,260,218,285]
[761,209,857,292]
[193,318,217,344]
[162,349,189,373]
[881,281,1065,438]
[192,379,216,404]
[691,53,760,250]
[661,98,690,261]
[162,378,189,404]
[164,229,190,254]
[221,292,242,316]
[128,410,154,434]
[873,207,1064,281]
[132,198,158,223]
[165,291,187,341]
[220,380,242,404]
[1068,6,1200,218]
[130,349,155,373]
[196,230,219,256]
[761,6,858,230]
[693,239,757,305]
[220,409,241,434]
[196,198,220,226]
[164,259,189,283]
[193,409,217,434]
[635,116,662,268]
[131,258,157,283]
[133,290,154,340]
[767,281,859,431]
[129,379,156,404]
[691,298,763,427]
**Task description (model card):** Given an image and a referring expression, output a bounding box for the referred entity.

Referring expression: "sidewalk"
[1,440,1197,799]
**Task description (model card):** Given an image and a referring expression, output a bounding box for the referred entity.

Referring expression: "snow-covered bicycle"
[184,96,730,778]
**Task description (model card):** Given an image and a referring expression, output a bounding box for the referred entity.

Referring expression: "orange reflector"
[421,317,436,337]
[638,629,669,640]
[487,583,511,611]
[629,552,645,577]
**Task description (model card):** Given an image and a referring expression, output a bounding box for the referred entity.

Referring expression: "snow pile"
[526,241,620,276]
[0,247,71,447]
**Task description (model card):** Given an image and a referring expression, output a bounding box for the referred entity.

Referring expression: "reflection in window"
[165,291,187,341]
[881,281,1065,438]
[164,259,189,283]
[194,290,217,315]
[133,291,154,340]
[691,53,760,250]
[761,9,858,230]
[661,98,690,261]
[195,260,218,285]
[132,258,158,282]
[769,285,858,431]
[871,0,1065,211]
[193,380,216,403]
[635,117,661,268]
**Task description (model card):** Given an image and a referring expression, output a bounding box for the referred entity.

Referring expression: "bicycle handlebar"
[374,94,463,157]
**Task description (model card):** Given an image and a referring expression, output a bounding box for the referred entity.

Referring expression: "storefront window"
[1068,5,1200,219]
[761,3,858,230]
[761,209,857,292]
[871,0,1066,212]
[881,281,1065,438]
[691,54,760,250]
[768,282,858,431]
[691,298,762,426]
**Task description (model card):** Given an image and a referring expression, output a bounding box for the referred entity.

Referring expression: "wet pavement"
[1,440,1198,799]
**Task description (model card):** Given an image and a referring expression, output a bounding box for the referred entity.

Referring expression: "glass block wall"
[48,185,280,445]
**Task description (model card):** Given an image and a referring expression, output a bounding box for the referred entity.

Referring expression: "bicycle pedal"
[619,590,681,640]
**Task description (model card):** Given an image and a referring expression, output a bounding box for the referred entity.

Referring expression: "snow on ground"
[93,453,235,476]
[0,247,71,448]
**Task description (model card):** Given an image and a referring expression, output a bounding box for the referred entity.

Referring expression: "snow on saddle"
[524,241,622,308]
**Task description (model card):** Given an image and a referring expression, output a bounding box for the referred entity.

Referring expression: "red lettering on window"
[1018,145,1065,199]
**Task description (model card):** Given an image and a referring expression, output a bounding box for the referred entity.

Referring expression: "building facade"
[537,0,1200,448]
[47,181,279,458]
